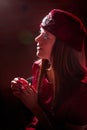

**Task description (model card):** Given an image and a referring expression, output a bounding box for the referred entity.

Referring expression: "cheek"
[48,42,54,51]
[45,43,54,55]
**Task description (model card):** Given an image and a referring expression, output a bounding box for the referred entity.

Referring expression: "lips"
[37,46,40,50]
[37,43,42,50]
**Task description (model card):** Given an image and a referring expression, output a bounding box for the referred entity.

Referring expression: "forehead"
[40,27,51,35]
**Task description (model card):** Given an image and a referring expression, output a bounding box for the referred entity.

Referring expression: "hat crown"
[41,9,87,51]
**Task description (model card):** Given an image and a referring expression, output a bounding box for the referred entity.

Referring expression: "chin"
[36,53,44,59]
[37,54,49,60]
[36,51,49,60]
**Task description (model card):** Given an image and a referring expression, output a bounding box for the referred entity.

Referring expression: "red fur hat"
[40,9,87,51]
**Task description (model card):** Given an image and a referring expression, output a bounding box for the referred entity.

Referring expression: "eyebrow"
[39,28,49,36]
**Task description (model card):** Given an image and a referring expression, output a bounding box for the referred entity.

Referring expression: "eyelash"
[43,33,48,39]
[39,30,48,40]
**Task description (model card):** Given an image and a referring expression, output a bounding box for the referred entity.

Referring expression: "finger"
[11,81,22,91]
[20,78,28,84]
[11,85,20,91]
[16,78,29,89]
[13,91,22,98]
[11,80,21,87]
[14,78,23,86]
[11,80,17,84]
[23,83,32,93]
[14,77,19,81]
[23,84,37,94]
[21,86,32,94]
[11,80,18,89]
[11,79,24,90]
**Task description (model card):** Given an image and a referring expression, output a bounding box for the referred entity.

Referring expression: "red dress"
[26,60,87,130]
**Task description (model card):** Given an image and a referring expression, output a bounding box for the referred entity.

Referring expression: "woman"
[11,9,87,130]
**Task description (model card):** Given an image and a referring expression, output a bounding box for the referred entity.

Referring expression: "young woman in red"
[11,9,87,130]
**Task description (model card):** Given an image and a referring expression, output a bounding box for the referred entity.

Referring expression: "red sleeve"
[32,59,41,91]
[67,84,87,125]
[55,83,87,126]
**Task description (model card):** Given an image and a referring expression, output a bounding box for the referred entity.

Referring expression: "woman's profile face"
[35,27,56,60]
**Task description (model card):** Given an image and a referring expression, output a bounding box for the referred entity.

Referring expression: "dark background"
[0,0,87,129]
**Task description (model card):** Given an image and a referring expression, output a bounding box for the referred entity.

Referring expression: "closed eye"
[43,32,48,39]
[39,28,49,40]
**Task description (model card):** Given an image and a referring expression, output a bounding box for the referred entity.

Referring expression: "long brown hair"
[51,39,86,81]
[37,39,86,107]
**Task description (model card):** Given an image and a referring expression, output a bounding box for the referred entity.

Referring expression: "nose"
[35,34,42,43]
[35,36,38,43]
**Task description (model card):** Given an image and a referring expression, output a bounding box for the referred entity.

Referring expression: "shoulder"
[57,76,87,125]
[67,78,87,125]
[55,77,87,126]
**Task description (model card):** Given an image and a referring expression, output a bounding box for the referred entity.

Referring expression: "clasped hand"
[11,77,38,111]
